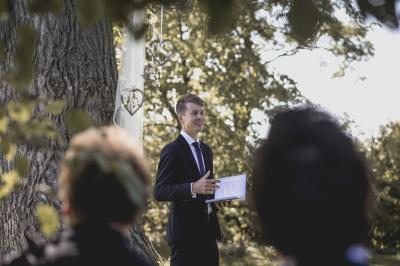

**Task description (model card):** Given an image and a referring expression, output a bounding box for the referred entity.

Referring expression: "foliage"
[0,0,376,252]
[142,0,373,245]
[0,170,20,199]
[365,122,400,251]
[36,204,60,237]
[357,0,400,30]
[0,96,66,199]
[0,0,266,206]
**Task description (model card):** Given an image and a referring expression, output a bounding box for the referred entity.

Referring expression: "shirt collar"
[180,130,199,145]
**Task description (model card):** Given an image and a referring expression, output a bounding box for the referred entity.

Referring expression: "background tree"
[0,0,263,263]
[366,122,400,252]
[0,0,382,264]
[142,0,374,254]
[0,0,161,263]
[357,0,400,29]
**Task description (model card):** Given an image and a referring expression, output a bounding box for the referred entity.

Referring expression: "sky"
[263,26,400,141]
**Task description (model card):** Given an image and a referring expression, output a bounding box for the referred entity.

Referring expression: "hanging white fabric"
[114,9,145,144]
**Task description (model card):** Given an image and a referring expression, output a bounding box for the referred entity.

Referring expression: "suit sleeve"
[153,146,192,201]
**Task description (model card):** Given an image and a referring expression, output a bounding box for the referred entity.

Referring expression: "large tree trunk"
[0,1,160,264]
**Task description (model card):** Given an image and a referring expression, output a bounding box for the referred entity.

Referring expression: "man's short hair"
[176,93,204,115]
[252,107,370,260]
[59,126,150,225]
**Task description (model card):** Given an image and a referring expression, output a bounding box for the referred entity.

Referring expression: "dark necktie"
[193,142,212,213]
[193,142,205,176]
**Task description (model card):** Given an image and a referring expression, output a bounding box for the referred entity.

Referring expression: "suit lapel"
[200,142,211,174]
[200,141,213,201]
[177,135,201,177]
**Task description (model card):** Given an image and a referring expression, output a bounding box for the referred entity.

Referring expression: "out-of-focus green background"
[0,0,399,265]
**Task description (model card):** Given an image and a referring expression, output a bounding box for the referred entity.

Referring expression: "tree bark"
[0,1,160,265]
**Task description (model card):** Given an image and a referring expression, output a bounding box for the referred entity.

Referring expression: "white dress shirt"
[180,130,206,175]
[180,130,206,198]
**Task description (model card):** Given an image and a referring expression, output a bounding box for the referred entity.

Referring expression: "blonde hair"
[59,126,150,225]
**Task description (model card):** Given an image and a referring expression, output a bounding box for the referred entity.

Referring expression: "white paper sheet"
[205,174,246,203]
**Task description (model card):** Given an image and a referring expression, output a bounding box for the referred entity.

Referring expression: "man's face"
[179,102,205,137]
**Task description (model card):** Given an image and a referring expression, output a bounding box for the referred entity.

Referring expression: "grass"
[153,240,400,266]
[370,252,400,266]
[221,243,400,266]
[219,242,278,266]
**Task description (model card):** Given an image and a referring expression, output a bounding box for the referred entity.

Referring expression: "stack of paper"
[205,174,246,203]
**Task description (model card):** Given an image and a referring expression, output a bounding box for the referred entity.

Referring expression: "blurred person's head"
[59,126,149,227]
[252,107,370,264]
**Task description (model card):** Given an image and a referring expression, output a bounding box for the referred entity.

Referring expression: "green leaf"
[75,0,104,26]
[19,118,58,148]
[7,100,35,123]
[45,100,65,115]
[0,140,15,162]
[0,115,9,133]
[5,144,16,162]
[203,0,236,35]
[15,154,29,177]
[287,0,321,44]
[36,204,59,237]
[0,170,21,199]
[0,139,10,154]
[0,0,10,22]
[29,0,65,14]
[66,109,92,133]
[0,41,5,61]
[12,25,37,89]
[104,0,136,23]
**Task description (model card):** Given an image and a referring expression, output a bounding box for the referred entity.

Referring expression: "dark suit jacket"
[154,135,221,244]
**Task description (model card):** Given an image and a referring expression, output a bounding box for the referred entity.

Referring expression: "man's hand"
[192,171,220,195]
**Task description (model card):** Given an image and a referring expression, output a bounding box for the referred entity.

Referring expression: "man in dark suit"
[154,93,222,266]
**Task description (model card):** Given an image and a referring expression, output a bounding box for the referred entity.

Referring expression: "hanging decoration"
[144,4,176,91]
[113,8,146,141]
